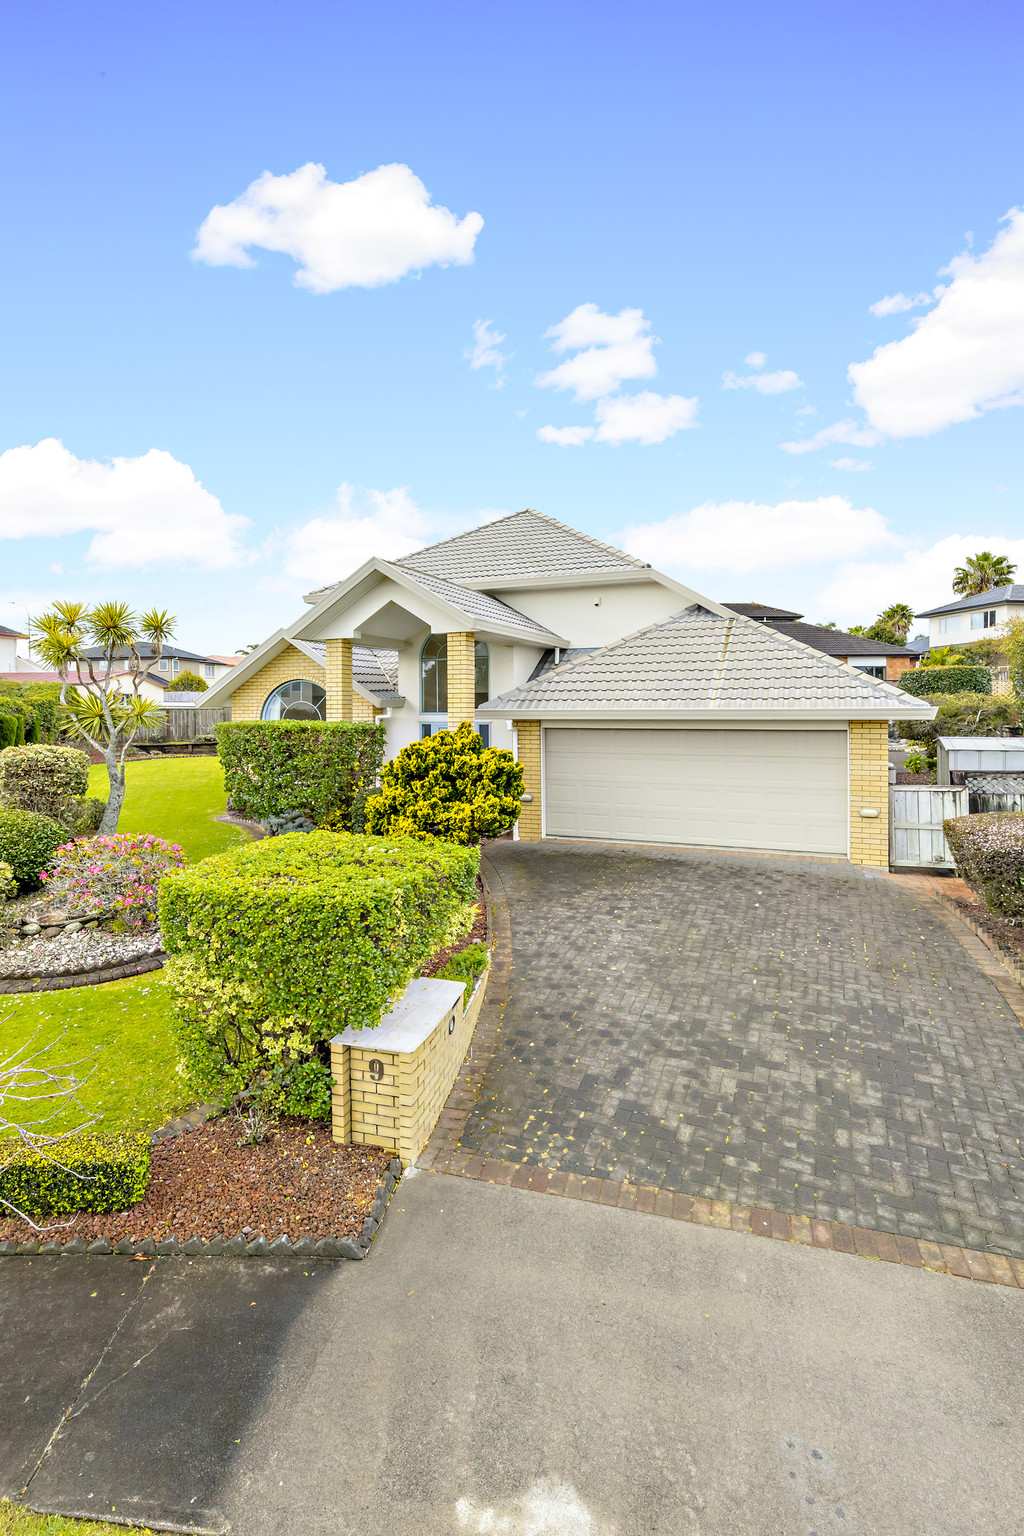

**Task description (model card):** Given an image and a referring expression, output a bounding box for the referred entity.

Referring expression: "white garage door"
[543,728,848,855]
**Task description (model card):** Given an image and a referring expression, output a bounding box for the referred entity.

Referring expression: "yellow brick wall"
[330,971,488,1166]
[849,720,889,867]
[229,645,326,721]
[325,638,354,721]
[514,720,542,841]
[447,631,476,728]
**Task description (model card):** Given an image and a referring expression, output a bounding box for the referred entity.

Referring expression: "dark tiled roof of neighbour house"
[0,623,27,638]
[723,602,804,621]
[397,509,649,582]
[480,610,934,715]
[766,621,913,658]
[80,643,219,664]
[916,585,1024,618]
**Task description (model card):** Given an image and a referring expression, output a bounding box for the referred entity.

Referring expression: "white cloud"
[723,368,804,395]
[850,207,1024,436]
[829,457,872,471]
[0,438,249,570]
[536,424,594,448]
[535,304,657,401]
[745,351,767,368]
[780,418,883,455]
[466,319,508,386]
[868,290,935,318]
[282,485,505,585]
[816,533,1024,626]
[795,404,817,416]
[192,162,483,293]
[620,495,899,576]
[592,391,699,445]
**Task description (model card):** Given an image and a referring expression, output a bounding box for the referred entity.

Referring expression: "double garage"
[541,726,850,857]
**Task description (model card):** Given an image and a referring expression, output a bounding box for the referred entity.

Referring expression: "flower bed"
[0,1121,391,1246]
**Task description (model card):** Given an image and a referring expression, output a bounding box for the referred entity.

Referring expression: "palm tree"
[952,552,1017,596]
[879,603,915,640]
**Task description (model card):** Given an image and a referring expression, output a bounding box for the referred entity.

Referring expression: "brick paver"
[458,842,1024,1257]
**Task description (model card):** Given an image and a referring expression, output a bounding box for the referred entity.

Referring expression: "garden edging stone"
[0,1158,404,1261]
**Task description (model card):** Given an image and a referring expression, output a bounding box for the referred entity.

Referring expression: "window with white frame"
[970,609,997,629]
[204,663,215,677]
[938,614,962,633]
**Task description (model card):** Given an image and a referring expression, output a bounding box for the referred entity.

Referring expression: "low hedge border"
[0,952,166,995]
[0,1157,402,1260]
[0,1133,150,1221]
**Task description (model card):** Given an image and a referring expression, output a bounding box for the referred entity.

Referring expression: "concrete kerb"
[420,843,1024,1289]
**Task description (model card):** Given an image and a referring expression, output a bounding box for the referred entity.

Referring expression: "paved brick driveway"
[461,842,1024,1257]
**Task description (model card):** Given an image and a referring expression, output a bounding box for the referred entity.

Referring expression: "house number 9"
[369,1058,384,1081]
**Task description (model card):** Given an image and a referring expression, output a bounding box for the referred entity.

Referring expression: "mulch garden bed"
[420,875,487,978]
[0,1120,391,1246]
[951,895,1024,963]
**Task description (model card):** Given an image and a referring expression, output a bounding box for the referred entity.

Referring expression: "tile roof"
[723,602,804,621]
[396,509,648,582]
[302,642,401,700]
[765,620,913,658]
[0,623,27,639]
[479,609,934,716]
[384,562,563,641]
[916,585,1024,617]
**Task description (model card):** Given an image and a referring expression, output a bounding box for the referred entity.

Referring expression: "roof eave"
[477,704,936,722]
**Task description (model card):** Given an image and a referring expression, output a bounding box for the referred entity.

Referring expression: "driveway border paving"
[420,845,1024,1289]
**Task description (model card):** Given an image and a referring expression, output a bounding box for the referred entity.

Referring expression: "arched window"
[421,634,448,713]
[474,641,489,707]
[261,679,327,721]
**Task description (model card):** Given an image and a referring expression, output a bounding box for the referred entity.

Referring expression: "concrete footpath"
[2,1169,1022,1535]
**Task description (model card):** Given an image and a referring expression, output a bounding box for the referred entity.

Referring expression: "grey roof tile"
[397,509,648,581]
[383,562,562,641]
[480,609,934,715]
[301,642,400,699]
[916,584,1024,617]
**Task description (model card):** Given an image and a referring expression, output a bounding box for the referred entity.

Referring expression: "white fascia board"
[459,563,736,619]
[199,629,293,706]
[476,704,937,723]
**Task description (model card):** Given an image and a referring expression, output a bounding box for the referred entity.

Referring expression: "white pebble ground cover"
[0,924,164,978]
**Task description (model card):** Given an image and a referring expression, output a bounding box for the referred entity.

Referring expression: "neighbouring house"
[722,604,918,684]
[915,586,1024,693]
[67,644,240,702]
[202,509,934,866]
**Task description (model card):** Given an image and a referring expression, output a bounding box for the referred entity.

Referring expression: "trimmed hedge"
[0,1132,150,1219]
[0,681,65,743]
[900,665,991,697]
[0,807,68,889]
[0,743,90,827]
[365,722,524,844]
[160,831,480,1103]
[945,813,1024,925]
[215,720,385,829]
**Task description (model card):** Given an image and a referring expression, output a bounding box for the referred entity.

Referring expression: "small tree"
[166,669,208,693]
[31,601,175,834]
[365,722,524,844]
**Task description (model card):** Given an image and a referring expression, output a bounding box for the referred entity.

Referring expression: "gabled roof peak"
[397,508,650,583]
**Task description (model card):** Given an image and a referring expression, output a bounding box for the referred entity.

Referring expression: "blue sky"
[1,0,1022,651]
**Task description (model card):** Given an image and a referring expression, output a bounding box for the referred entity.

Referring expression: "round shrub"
[0,743,90,827]
[365,722,524,844]
[75,796,107,834]
[0,807,68,890]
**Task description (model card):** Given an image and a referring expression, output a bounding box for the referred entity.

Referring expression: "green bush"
[0,858,15,901]
[365,722,524,844]
[0,681,65,743]
[215,720,385,829]
[436,941,489,988]
[0,743,90,827]
[944,813,1024,924]
[75,796,107,833]
[902,693,1019,752]
[0,716,16,750]
[900,665,991,697]
[166,670,208,692]
[160,831,480,1105]
[0,807,69,889]
[0,1132,150,1219]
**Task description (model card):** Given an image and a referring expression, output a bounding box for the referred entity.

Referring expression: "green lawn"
[2,758,247,1138]
[2,974,191,1135]
[0,1501,153,1536]
[86,755,247,862]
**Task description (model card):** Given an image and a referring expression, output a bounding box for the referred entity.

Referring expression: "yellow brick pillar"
[515,719,542,841]
[849,720,889,867]
[446,631,476,729]
[325,638,354,721]
[329,1041,351,1143]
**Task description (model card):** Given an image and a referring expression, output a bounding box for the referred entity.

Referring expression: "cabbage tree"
[31,601,175,833]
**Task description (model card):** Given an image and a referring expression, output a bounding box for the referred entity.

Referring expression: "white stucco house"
[203,510,933,867]
[915,586,1024,691]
